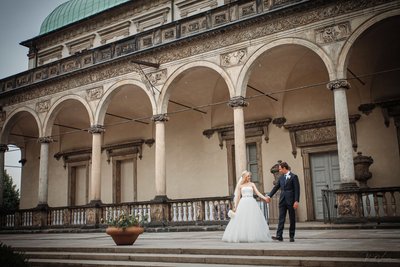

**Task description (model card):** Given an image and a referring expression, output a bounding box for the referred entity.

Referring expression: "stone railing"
[322,187,400,223]
[0,0,306,95]
[0,194,274,230]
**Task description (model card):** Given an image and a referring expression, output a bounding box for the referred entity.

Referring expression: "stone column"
[228,96,248,177]
[149,114,170,226]
[0,144,9,208]
[88,125,105,205]
[327,80,360,222]
[152,114,169,200]
[37,136,53,208]
[327,80,357,189]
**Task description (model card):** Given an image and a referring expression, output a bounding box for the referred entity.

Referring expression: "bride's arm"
[252,183,267,201]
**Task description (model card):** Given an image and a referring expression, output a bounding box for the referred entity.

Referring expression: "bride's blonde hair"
[241,170,251,184]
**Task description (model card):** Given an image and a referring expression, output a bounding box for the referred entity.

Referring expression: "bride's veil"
[233,171,247,209]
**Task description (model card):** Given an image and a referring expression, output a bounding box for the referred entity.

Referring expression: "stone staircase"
[18,247,400,267]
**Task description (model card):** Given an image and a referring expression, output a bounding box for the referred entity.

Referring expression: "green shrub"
[0,242,30,267]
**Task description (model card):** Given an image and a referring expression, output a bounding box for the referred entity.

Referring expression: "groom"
[266,162,300,242]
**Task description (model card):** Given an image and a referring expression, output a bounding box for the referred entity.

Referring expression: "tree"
[2,170,20,211]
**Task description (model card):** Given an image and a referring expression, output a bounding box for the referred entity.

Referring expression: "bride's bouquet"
[227,209,236,218]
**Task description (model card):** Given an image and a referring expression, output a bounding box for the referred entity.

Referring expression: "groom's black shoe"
[272,236,283,241]
[290,237,295,242]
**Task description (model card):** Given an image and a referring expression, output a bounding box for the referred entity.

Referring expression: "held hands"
[265,196,271,203]
[293,201,299,209]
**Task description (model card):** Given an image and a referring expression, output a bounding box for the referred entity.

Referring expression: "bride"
[222,170,272,243]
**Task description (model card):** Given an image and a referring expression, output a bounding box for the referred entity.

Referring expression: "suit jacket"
[268,172,300,206]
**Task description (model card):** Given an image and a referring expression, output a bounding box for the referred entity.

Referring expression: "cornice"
[1,0,393,106]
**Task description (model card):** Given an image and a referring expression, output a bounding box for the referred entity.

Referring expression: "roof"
[39,0,130,35]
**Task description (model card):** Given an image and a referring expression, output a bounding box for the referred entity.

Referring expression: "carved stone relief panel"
[16,74,31,87]
[0,110,6,127]
[33,68,48,82]
[221,48,247,67]
[181,17,207,37]
[95,47,113,63]
[66,34,96,55]
[115,39,137,56]
[62,59,79,73]
[147,69,167,86]
[239,1,257,18]
[86,87,104,101]
[36,100,51,113]
[336,192,360,217]
[162,27,176,42]
[48,64,60,78]
[98,21,131,44]
[315,22,351,44]
[140,34,154,48]
[81,54,93,67]
[213,10,229,26]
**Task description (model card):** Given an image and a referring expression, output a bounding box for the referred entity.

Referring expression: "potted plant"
[102,212,147,246]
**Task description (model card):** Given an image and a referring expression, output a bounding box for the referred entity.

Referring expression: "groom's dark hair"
[279,162,290,170]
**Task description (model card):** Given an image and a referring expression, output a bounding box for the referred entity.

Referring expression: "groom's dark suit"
[268,172,300,240]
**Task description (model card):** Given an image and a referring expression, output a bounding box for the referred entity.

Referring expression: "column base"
[35,203,49,211]
[88,200,103,207]
[152,195,170,203]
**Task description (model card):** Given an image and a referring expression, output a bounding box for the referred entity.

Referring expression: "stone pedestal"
[33,204,49,228]
[149,197,170,226]
[335,190,361,223]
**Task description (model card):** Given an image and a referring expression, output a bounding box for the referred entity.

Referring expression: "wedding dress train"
[222,186,272,243]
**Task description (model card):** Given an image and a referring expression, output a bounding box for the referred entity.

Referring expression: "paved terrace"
[1,222,399,252]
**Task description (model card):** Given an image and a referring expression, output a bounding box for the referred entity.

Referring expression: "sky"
[1,0,67,190]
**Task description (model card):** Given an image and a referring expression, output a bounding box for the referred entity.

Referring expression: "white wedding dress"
[222,186,272,243]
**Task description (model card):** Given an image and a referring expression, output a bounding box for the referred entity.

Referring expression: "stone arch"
[337,9,400,79]
[237,38,336,97]
[1,107,42,143]
[158,61,235,114]
[43,94,94,136]
[95,79,156,125]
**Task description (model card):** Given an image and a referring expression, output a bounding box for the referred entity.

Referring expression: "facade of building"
[0,0,399,228]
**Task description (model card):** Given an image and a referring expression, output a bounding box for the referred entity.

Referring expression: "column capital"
[228,96,248,108]
[327,79,351,91]
[152,114,169,122]
[37,136,54,143]
[88,124,105,134]
[0,144,9,152]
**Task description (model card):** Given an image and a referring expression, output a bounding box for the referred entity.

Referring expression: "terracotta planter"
[106,226,144,245]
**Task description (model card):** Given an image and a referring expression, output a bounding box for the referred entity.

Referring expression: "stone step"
[26,251,400,267]
[18,246,400,259]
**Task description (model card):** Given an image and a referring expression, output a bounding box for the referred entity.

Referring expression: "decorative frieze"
[62,59,79,73]
[181,17,207,37]
[88,125,105,134]
[102,139,145,162]
[221,49,247,67]
[36,100,50,113]
[115,39,136,57]
[16,74,31,87]
[228,96,248,108]
[86,87,103,101]
[315,22,351,44]
[2,0,391,106]
[152,114,169,122]
[327,80,351,91]
[203,118,271,148]
[213,10,229,26]
[284,115,361,157]
[239,2,257,18]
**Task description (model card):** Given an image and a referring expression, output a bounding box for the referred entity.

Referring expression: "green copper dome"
[39,0,130,35]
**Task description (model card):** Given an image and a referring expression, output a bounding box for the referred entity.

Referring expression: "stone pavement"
[1,222,399,252]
